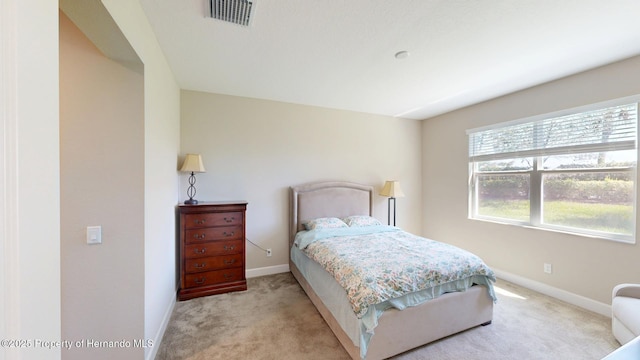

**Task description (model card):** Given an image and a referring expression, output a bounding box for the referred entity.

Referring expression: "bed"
[289,181,495,360]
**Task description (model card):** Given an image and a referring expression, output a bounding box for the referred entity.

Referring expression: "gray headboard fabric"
[289,181,373,247]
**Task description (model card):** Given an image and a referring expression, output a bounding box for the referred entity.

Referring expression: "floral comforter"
[295,226,496,319]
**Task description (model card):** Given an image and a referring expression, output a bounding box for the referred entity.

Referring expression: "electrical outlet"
[544,263,552,274]
[266,248,272,257]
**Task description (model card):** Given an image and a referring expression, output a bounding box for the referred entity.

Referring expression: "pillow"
[342,215,382,227]
[304,217,348,230]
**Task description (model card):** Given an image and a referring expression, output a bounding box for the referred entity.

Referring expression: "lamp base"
[184,199,198,205]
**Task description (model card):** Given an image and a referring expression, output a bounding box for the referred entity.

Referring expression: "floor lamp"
[379,180,405,226]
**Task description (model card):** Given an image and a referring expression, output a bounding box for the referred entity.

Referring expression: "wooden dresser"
[177,201,248,301]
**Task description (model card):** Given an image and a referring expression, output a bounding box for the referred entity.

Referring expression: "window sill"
[469,216,636,244]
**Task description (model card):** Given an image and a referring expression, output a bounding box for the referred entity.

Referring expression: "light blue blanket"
[295,226,496,359]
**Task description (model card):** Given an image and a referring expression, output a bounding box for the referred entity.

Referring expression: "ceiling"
[139,0,640,120]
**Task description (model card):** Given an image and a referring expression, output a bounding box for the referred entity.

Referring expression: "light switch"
[87,226,102,245]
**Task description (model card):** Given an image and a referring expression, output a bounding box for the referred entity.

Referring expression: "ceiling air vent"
[210,0,254,27]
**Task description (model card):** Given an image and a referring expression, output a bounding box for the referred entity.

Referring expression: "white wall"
[181,90,422,273]
[59,10,145,359]
[422,55,640,306]
[98,1,181,358]
[1,1,61,360]
[58,1,180,359]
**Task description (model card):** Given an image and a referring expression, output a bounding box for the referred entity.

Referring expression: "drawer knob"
[194,219,206,225]
[224,259,236,265]
[224,217,234,223]
[223,245,235,251]
[195,277,206,284]
[194,248,207,255]
[194,263,206,269]
[223,231,235,237]
[193,233,206,240]
[223,273,233,280]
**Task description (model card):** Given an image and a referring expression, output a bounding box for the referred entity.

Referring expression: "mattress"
[291,245,362,346]
[291,225,496,358]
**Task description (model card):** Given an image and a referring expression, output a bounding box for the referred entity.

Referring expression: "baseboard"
[493,268,611,318]
[246,264,290,278]
[146,295,176,360]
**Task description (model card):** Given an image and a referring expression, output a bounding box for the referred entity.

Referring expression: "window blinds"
[468,103,638,162]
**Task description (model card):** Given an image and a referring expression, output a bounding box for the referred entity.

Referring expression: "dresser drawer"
[184,239,243,259]
[184,211,244,229]
[185,225,242,243]
[184,268,244,288]
[185,226,244,244]
[185,253,243,274]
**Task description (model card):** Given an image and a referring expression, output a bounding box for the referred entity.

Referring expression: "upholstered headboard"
[289,181,373,247]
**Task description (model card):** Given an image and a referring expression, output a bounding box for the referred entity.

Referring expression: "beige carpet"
[156,273,619,360]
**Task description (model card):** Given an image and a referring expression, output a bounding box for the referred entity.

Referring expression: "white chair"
[612,284,640,345]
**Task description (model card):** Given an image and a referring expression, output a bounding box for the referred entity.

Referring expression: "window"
[467,98,638,243]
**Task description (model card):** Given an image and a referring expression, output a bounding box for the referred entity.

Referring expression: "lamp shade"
[379,180,405,198]
[180,154,206,173]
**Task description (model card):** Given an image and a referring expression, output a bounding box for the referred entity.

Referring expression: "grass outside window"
[478,199,633,236]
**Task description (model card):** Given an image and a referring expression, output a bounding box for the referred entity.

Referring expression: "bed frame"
[289,181,493,360]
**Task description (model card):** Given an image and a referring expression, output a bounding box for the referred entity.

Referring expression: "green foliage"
[479,174,633,204]
[479,175,529,200]
[543,176,632,204]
